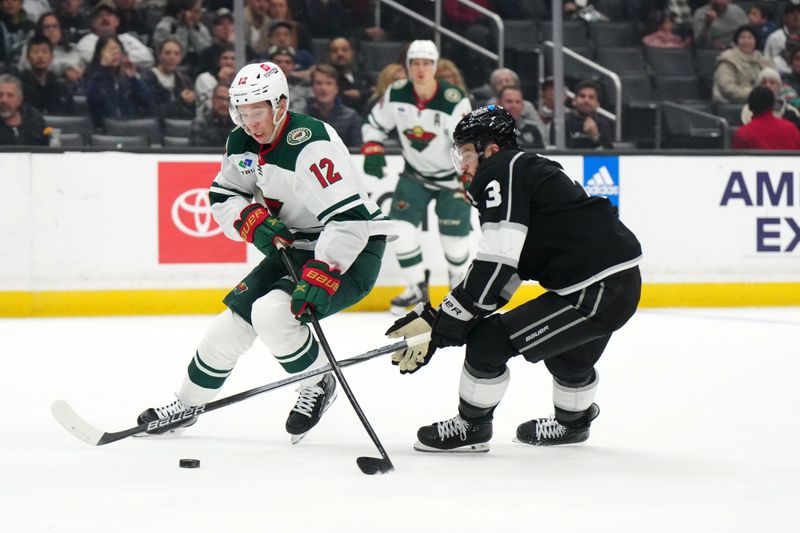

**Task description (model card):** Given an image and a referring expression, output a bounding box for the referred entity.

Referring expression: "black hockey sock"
[458,399,496,424]
[554,406,593,429]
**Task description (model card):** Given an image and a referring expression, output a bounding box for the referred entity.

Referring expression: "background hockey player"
[138,61,392,443]
[386,105,642,452]
[361,40,472,314]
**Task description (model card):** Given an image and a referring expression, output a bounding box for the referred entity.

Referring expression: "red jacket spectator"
[733,112,800,149]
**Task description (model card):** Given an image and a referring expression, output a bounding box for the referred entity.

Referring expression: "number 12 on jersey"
[310,158,342,188]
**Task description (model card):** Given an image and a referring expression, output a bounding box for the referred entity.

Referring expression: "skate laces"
[154,398,187,419]
[292,384,324,418]
[536,416,567,440]
[436,416,470,441]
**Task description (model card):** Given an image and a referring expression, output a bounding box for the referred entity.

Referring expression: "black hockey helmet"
[452,104,519,154]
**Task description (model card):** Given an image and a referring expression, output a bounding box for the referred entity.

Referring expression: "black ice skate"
[286,373,337,444]
[136,398,198,436]
[414,414,492,453]
[390,270,430,315]
[515,403,600,446]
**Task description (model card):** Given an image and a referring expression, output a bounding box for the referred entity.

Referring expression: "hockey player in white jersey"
[361,40,472,314]
[137,62,392,443]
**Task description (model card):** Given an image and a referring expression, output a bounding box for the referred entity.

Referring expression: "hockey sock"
[458,362,510,422]
[391,220,426,284]
[440,235,470,287]
[552,371,598,427]
[180,310,258,406]
[251,290,321,375]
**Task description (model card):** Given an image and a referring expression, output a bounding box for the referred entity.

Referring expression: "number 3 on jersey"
[310,158,342,188]
[485,179,502,208]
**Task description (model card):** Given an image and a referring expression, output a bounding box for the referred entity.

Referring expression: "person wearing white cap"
[740,66,800,128]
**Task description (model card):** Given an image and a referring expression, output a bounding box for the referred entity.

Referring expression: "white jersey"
[210,112,393,273]
[362,79,472,180]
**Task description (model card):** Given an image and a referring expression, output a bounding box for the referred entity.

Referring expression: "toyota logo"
[171,188,222,238]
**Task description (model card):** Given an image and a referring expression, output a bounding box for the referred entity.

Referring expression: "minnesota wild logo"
[403,126,437,151]
[287,127,312,145]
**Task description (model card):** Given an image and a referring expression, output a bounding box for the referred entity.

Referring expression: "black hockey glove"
[385,302,437,374]
[431,293,481,348]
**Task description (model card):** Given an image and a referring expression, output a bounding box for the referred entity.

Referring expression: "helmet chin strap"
[263,104,288,146]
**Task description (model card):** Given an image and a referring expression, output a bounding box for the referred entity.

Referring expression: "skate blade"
[289,390,338,445]
[413,441,490,453]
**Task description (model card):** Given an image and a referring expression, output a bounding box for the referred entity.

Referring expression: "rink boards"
[1,151,799,316]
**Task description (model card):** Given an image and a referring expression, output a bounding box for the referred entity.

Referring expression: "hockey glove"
[291,259,341,322]
[361,142,386,178]
[385,302,437,374]
[431,292,480,348]
[234,204,294,257]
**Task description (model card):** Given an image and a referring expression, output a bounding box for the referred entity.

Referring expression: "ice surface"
[2,308,799,532]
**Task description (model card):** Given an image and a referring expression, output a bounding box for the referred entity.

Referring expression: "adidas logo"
[585,165,619,197]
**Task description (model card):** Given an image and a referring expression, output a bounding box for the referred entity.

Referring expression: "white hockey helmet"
[406,40,439,71]
[228,61,289,130]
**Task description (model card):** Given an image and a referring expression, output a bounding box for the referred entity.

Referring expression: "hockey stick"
[51,334,426,447]
[280,247,394,475]
[400,171,460,192]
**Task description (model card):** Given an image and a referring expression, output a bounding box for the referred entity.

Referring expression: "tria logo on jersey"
[583,155,620,206]
[403,126,436,151]
[158,162,247,264]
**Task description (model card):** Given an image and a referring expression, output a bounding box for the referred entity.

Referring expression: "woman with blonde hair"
[436,58,466,90]
[365,62,406,111]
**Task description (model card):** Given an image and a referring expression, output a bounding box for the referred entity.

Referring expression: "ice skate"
[414,414,492,453]
[515,403,600,446]
[286,373,337,444]
[390,270,430,315]
[135,398,198,436]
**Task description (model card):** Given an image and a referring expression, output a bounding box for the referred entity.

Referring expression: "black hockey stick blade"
[357,456,394,475]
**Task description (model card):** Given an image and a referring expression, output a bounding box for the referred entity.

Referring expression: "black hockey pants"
[465,266,641,385]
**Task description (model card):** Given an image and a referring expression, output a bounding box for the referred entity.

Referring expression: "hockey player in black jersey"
[386,105,642,452]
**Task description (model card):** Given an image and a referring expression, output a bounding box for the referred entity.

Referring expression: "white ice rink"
[2,307,799,532]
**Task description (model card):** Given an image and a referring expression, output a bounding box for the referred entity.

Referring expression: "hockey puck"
[179,458,200,469]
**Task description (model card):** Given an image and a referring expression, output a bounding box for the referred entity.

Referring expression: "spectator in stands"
[365,62,405,111]
[747,2,777,51]
[268,45,310,112]
[84,35,153,126]
[740,67,800,129]
[781,43,800,107]
[267,20,314,77]
[538,77,556,127]
[18,34,75,114]
[764,3,800,74]
[550,79,613,149]
[733,85,800,149]
[55,0,89,43]
[243,0,271,57]
[712,24,773,104]
[115,0,150,38]
[77,0,153,68]
[142,37,196,120]
[18,12,85,86]
[194,43,234,117]
[498,85,544,149]
[474,67,542,127]
[198,8,233,75]
[643,10,690,48]
[667,0,697,40]
[152,0,211,76]
[0,73,48,145]
[693,0,748,49]
[189,83,232,146]
[0,0,35,64]
[303,63,361,147]
[327,36,372,114]
[436,58,467,91]
[267,0,311,52]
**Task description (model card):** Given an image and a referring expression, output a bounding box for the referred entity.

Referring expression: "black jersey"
[454,148,642,316]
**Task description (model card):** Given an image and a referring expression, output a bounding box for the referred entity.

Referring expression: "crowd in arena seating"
[3,0,800,150]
